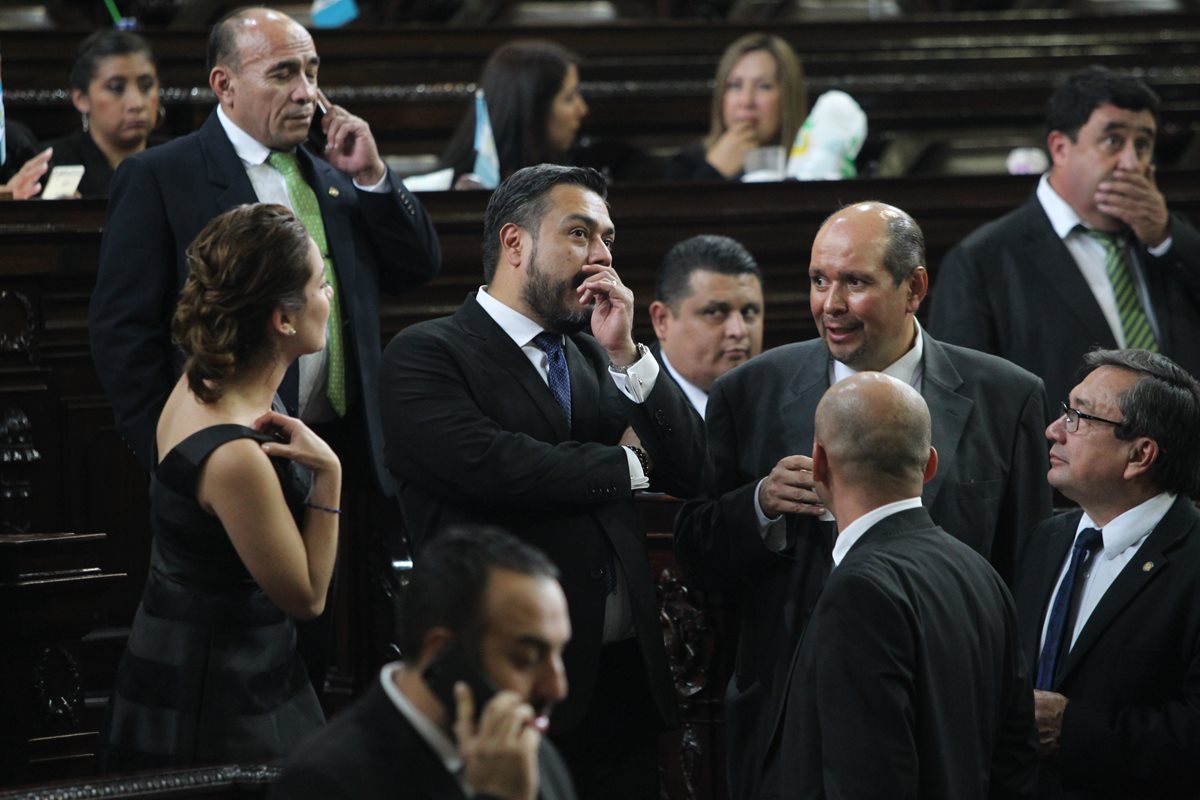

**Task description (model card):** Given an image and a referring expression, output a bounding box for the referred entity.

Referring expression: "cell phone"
[422,642,496,721]
[42,165,85,199]
[306,99,328,153]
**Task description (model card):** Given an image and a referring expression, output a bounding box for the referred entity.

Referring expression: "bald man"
[759,373,1037,799]
[675,202,1050,799]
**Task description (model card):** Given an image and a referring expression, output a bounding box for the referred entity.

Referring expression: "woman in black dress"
[101,204,339,769]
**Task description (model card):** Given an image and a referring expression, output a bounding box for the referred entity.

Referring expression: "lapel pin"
[1143,561,1154,572]
[328,187,340,198]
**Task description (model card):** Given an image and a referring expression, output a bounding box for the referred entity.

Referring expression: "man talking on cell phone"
[88,6,441,690]
[273,525,579,800]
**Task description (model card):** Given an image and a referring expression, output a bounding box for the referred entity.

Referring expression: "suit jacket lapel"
[1021,515,1078,661]
[565,335,599,442]
[1020,195,1117,343]
[778,347,829,460]
[301,146,361,321]
[455,296,572,441]
[198,111,258,211]
[1056,496,1198,686]
[919,336,973,506]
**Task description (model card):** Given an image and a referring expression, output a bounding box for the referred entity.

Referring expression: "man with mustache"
[675,201,1052,800]
[379,164,707,800]
[273,525,579,800]
[649,234,765,417]
[931,66,1200,417]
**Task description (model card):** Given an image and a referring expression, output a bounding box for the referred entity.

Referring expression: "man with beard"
[674,201,1051,800]
[272,525,579,800]
[379,164,707,800]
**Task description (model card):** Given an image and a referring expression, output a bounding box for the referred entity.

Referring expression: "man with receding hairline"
[758,372,1037,799]
[675,201,1051,800]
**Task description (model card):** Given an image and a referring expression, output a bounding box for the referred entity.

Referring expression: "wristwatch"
[610,342,649,374]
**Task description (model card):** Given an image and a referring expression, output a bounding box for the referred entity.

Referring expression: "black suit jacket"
[1012,495,1200,799]
[674,333,1051,800]
[271,678,578,800]
[88,110,441,487]
[930,191,1200,414]
[763,507,1037,800]
[379,295,707,731]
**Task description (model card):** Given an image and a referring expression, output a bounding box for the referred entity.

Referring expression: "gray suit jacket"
[674,333,1051,800]
[930,191,1200,415]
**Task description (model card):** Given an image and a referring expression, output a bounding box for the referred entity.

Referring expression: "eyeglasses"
[1060,400,1123,433]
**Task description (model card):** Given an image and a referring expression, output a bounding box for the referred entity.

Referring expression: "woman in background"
[666,33,806,182]
[440,39,589,187]
[7,28,161,198]
[101,204,337,769]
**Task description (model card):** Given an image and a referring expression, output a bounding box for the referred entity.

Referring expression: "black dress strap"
[155,424,273,498]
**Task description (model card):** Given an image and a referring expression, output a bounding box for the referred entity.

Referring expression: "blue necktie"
[1035,527,1104,690]
[532,332,572,429]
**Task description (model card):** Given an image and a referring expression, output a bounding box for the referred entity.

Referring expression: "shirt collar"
[1037,172,1089,241]
[378,663,463,778]
[216,105,275,167]
[1076,491,1176,559]
[831,318,925,388]
[659,349,708,417]
[475,286,548,349]
[832,496,924,566]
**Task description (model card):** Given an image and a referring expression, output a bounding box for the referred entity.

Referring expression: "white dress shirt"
[832,496,925,566]
[1038,491,1176,653]
[1036,173,1167,349]
[659,349,709,417]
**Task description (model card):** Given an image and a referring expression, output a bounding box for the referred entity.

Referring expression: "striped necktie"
[1082,227,1159,352]
[268,151,347,416]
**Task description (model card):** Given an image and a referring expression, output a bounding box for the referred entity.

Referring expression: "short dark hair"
[481,164,608,282]
[655,235,762,312]
[69,29,156,92]
[1083,348,1200,495]
[207,6,263,73]
[1046,66,1160,141]
[399,525,560,660]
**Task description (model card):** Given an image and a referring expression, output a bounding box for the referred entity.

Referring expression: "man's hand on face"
[1096,165,1170,247]
[314,89,387,187]
[578,264,638,367]
[455,684,540,800]
[758,455,826,519]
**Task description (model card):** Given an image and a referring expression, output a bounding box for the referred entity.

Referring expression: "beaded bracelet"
[306,502,342,515]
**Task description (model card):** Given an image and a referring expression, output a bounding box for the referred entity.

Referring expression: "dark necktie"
[1080,227,1159,352]
[532,332,572,429]
[1035,527,1104,690]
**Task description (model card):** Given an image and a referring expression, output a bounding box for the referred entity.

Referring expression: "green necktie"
[268,151,347,415]
[1083,228,1159,352]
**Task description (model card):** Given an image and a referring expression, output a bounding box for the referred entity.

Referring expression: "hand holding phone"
[306,99,328,153]
[422,642,497,722]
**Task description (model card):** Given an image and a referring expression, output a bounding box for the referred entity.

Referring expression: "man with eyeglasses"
[930,67,1200,416]
[1012,348,1200,799]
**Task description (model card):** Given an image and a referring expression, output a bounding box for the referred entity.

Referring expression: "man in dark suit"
[273,525,578,800]
[761,372,1037,799]
[930,66,1200,414]
[675,201,1052,800]
[379,164,707,800]
[88,6,441,485]
[1012,349,1200,799]
[648,234,765,417]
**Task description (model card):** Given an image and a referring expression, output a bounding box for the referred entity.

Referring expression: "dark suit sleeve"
[674,377,812,591]
[1058,640,1200,791]
[810,570,920,798]
[356,170,441,294]
[993,376,1053,584]
[621,367,708,499]
[1147,213,1200,299]
[88,156,179,471]
[381,325,648,506]
[928,241,999,355]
